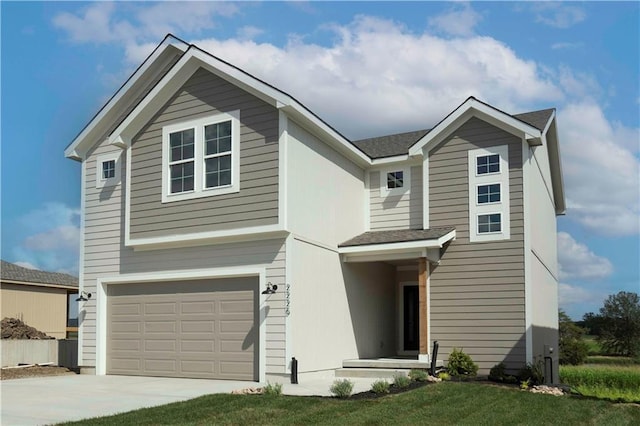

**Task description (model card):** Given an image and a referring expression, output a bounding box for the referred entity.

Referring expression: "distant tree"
[559,309,588,365]
[581,312,606,336]
[597,291,640,357]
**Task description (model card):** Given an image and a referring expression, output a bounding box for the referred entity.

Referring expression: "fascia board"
[546,118,566,215]
[0,279,78,290]
[108,52,200,146]
[408,99,542,156]
[64,37,188,160]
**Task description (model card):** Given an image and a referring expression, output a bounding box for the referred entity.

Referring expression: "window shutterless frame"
[161,111,241,203]
[95,152,122,189]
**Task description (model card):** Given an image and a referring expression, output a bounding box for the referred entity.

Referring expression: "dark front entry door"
[403,285,419,351]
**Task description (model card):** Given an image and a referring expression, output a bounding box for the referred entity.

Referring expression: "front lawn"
[62,382,640,425]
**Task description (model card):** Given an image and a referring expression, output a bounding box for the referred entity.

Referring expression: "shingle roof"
[349,108,555,159]
[513,108,555,131]
[0,260,78,288]
[339,226,456,247]
[352,129,430,159]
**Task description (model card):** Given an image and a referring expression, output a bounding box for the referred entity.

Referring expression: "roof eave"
[64,35,189,161]
[408,98,542,156]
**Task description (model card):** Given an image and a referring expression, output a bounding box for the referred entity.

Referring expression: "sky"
[1,1,638,320]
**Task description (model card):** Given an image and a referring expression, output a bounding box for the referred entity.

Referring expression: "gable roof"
[1,260,78,289]
[513,108,555,131]
[339,226,455,247]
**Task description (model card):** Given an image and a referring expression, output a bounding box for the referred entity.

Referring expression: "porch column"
[418,257,429,360]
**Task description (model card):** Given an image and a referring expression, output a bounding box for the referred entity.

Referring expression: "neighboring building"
[65,35,565,382]
[0,260,79,339]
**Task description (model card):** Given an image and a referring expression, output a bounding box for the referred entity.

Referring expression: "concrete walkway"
[1,373,378,425]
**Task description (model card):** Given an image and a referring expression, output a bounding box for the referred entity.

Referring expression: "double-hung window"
[467,145,510,242]
[162,111,240,203]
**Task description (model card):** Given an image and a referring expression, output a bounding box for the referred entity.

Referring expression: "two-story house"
[65,35,565,383]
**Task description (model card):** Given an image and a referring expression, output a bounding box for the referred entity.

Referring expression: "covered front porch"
[338,227,456,369]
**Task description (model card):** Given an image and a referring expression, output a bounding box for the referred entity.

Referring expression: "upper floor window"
[95,152,121,189]
[387,171,404,189]
[477,183,501,204]
[468,145,510,242]
[161,111,240,203]
[379,166,411,197]
[476,154,500,175]
[102,160,116,179]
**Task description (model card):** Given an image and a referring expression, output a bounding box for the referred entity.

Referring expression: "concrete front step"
[342,358,435,369]
[335,368,411,379]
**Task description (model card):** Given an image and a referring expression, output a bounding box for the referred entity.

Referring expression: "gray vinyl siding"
[370,166,422,230]
[428,117,525,373]
[81,140,287,374]
[129,67,279,240]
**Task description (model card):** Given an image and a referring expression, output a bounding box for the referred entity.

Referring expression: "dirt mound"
[1,317,54,339]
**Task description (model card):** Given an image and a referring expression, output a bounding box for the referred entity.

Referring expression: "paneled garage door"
[107,277,257,380]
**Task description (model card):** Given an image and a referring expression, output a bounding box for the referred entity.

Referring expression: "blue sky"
[1,1,638,320]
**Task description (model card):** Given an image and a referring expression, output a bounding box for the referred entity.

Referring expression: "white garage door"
[107,277,257,380]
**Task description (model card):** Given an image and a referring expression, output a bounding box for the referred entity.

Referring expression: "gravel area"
[0,365,77,381]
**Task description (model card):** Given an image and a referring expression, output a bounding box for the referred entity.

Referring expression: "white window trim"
[476,182,502,206]
[468,145,510,242]
[161,110,240,203]
[379,165,411,197]
[95,152,122,189]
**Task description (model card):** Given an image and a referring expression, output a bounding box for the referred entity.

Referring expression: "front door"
[403,285,419,351]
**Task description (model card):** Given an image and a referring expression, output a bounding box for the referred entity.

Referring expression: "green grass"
[584,335,603,355]
[61,382,640,426]
[586,356,640,365]
[560,364,640,403]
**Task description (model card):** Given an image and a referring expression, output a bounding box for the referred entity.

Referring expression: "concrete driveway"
[1,373,378,425]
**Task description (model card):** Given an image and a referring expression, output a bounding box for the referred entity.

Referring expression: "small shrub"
[393,374,411,388]
[505,375,518,384]
[370,380,390,394]
[446,348,478,377]
[330,379,354,398]
[438,371,450,381]
[262,382,282,396]
[518,359,544,386]
[409,369,429,382]
[488,362,507,382]
[520,379,531,390]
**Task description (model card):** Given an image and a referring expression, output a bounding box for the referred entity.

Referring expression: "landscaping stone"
[231,387,263,395]
[529,385,565,396]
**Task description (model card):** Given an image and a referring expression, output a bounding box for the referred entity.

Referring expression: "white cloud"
[53,2,238,54]
[237,26,264,41]
[559,283,606,306]
[559,102,640,236]
[551,42,583,50]
[12,203,80,276]
[428,3,483,37]
[532,3,586,29]
[189,16,561,139]
[557,232,613,280]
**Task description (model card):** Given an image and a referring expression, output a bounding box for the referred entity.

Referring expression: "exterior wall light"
[75,291,92,302]
[261,282,278,295]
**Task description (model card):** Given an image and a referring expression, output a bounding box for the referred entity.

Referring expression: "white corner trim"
[522,140,533,363]
[95,151,123,189]
[77,160,86,367]
[278,111,288,230]
[95,266,268,382]
[468,145,511,242]
[423,154,429,229]
[284,233,293,373]
[364,171,371,231]
[161,110,241,203]
[379,165,411,198]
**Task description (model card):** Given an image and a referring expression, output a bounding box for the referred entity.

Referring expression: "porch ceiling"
[338,226,456,263]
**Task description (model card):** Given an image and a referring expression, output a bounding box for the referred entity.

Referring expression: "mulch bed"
[348,380,432,400]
